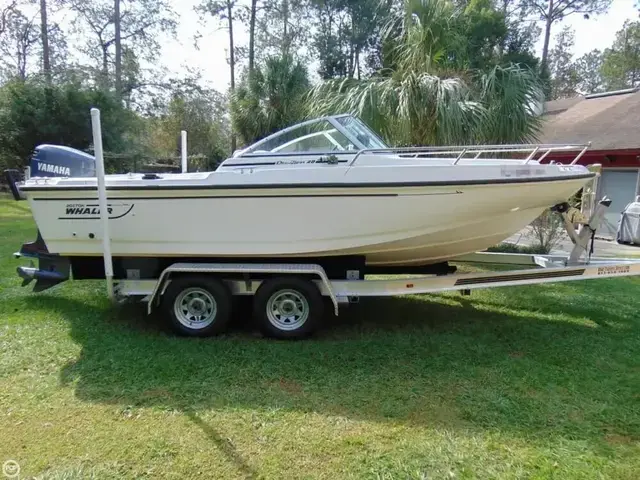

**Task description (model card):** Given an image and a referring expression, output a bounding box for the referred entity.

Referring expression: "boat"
[6,114,595,290]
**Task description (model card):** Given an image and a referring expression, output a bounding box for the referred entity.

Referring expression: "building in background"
[539,87,640,237]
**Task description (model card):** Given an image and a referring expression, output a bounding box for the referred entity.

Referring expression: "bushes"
[487,242,550,254]
[0,79,134,170]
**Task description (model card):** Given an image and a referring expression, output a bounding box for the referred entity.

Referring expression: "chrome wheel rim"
[266,289,309,331]
[174,287,217,329]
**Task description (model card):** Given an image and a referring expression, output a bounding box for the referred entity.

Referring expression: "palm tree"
[231,54,310,147]
[306,0,543,147]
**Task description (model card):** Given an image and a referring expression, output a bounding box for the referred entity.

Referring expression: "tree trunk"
[101,43,109,88]
[282,0,288,56]
[249,0,256,72]
[227,0,236,152]
[349,15,354,77]
[114,0,122,97]
[39,0,51,83]
[497,0,510,57]
[540,0,554,74]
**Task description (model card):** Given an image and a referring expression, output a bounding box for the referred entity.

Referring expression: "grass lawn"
[0,194,639,479]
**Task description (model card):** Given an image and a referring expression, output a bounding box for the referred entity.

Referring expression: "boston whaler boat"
[8,110,640,339]
[11,114,594,268]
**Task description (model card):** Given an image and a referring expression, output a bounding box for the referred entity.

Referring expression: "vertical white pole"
[181,130,187,173]
[90,108,114,300]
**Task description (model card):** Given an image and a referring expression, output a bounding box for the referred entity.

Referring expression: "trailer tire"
[161,276,232,337]
[254,277,324,339]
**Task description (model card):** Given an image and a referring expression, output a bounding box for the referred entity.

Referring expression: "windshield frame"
[234,114,389,157]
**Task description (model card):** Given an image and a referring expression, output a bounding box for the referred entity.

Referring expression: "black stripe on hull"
[33,191,464,202]
[20,173,595,192]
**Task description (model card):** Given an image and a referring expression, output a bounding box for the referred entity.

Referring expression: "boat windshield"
[242,119,357,154]
[236,115,389,156]
[334,116,387,149]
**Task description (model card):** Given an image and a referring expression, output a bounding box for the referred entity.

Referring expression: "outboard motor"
[4,145,96,201]
[29,144,96,178]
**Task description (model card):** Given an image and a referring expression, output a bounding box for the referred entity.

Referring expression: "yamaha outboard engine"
[4,145,95,201]
[29,144,96,178]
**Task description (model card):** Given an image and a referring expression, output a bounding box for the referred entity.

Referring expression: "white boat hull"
[25,175,588,266]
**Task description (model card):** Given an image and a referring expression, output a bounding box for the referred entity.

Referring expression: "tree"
[39,0,50,83]
[231,54,309,145]
[460,0,508,71]
[548,26,579,99]
[499,1,541,70]
[248,0,258,71]
[602,20,640,90]
[65,0,176,92]
[310,0,388,79]
[0,79,134,170]
[114,0,121,95]
[308,0,543,146]
[0,0,17,37]
[524,0,612,74]
[197,0,241,151]
[0,8,40,80]
[256,0,310,61]
[145,88,230,170]
[574,49,604,93]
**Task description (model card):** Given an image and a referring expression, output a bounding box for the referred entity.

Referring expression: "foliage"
[307,0,543,147]
[0,7,39,81]
[64,0,177,98]
[0,79,134,170]
[575,49,605,94]
[460,0,508,70]
[501,11,540,70]
[145,88,231,170]
[231,54,309,146]
[256,0,310,61]
[310,0,392,79]
[601,20,640,90]
[528,209,566,253]
[486,242,548,254]
[0,4,67,82]
[548,26,579,99]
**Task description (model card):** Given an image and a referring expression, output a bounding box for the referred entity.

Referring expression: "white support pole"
[90,108,114,301]
[181,130,187,173]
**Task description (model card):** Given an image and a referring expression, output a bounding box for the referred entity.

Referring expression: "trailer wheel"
[161,276,231,337]
[254,277,324,339]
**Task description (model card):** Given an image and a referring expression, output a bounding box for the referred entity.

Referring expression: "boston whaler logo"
[60,202,134,220]
[37,162,71,176]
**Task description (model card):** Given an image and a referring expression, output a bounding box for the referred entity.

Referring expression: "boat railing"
[348,142,591,167]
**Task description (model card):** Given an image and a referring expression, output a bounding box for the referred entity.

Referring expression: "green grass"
[0,194,639,479]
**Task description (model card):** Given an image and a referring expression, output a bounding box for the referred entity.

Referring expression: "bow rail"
[348,142,591,166]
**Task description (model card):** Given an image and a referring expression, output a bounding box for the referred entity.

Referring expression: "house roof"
[538,88,640,151]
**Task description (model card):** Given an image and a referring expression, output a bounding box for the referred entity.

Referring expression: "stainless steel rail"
[348,142,591,166]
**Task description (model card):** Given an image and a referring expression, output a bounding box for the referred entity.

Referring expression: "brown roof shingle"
[538,89,640,150]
